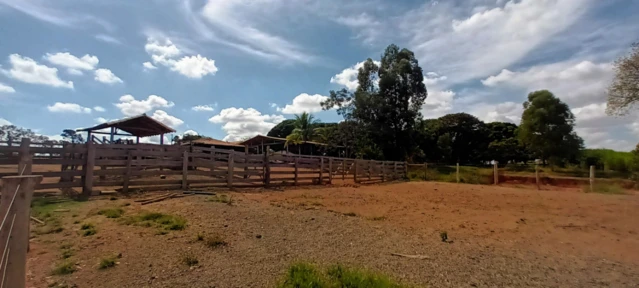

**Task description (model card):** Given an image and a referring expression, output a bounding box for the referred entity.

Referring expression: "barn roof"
[239,135,331,147]
[76,114,175,137]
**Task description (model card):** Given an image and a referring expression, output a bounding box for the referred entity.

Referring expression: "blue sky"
[0,0,638,150]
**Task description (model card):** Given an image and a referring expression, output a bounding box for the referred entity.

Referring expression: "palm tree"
[285,112,319,148]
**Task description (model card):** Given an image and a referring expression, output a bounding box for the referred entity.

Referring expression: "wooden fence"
[0,139,407,195]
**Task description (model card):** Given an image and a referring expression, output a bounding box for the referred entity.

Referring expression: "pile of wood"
[135,191,215,205]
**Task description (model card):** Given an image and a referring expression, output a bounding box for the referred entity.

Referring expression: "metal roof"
[76,114,176,137]
[183,138,245,148]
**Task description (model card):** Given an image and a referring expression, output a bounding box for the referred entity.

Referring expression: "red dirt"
[26,181,639,287]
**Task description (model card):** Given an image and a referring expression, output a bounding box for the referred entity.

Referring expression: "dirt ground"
[25,181,639,287]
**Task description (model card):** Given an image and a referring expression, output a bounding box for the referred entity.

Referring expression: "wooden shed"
[76,114,176,144]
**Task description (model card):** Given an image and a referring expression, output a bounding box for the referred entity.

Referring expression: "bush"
[98,208,124,218]
[52,262,75,275]
[205,235,228,248]
[278,263,407,288]
[182,251,199,266]
[98,255,118,269]
[80,223,97,236]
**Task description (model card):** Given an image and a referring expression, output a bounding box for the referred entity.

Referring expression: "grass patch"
[196,232,205,241]
[80,223,97,236]
[52,262,75,275]
[343,212,357,217]
[182,251,199,266]
[121,211,187,231]
[31,197,83,236]
[98,208,124,218]
[98,255,119,270]
[207,194,233,205]
[205,235,227,248]
[61,249,73,259]
[583,183,627,195]
[278,263,407,288]
[370,216,386,221]
[109,197,118,201]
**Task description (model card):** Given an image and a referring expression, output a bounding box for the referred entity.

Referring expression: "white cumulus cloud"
[192,105,215,112]
[0,82,15,93]
[277,93,328,114]
[44,52,99,71]
[144,37,217,78]
[93,106,106,112]
[143,62,157,70]
[151,110,184,128]
[330,60,380,91]
[170,55,218,79]
[2,54,73,89]
[47,102,91,114]
[115,94,175,116]
[94,68,123,84]
[209,107,285,141]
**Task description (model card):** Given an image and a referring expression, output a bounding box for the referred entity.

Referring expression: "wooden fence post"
[182,151,188,190]
[328,158,333,184]
[123,151,132,194]
[319,157,324,185]
[82,141,95,197]
[0,175,43,288]
[423,163,427,180]
[456,163,460,183]
[210,146,216,176]
[354,160,359,183]
[18,138,31,175]
[342,160,346,180]
[535,163,540,190]
[227,153,234,187]
[493,161,498,185]
[381,162,386,182]
[367,160,372,181]
[590,165,595,192]
[393,162,397,179]
[294,157,299,185]
[403,161,408,179]
[264,146,270,187]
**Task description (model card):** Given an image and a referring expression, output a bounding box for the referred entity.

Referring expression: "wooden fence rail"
[0,139,407,194]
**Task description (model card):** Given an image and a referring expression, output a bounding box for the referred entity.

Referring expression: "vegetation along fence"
[0,139,406,196]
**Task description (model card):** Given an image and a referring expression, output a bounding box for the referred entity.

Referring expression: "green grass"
[52,261,76,275]
[80,223,97,236]
[278,263,408,288]
[207,194,233,205]
[408,165,493,184]
[583,183,628,195]
[196,232,205,241]
[121,211,187,231]
[343,212,357,217]
[98,255,118,269]
[370,216,386,221]
[98,208,124,218]
[61,249,73,259]
[31,197,83,236]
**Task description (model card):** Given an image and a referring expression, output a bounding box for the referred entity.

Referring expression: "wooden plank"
[123,151,132,194]
[234,170,263,176]
[82,142,95,197]
[36,181,82,189]
[0,146,21,153]
[32,158,84,165]
[227,153,234,187]
[328,158,333,184]
[0,158,19,165]
[34,170,85,177]
[294,157,299,185]
[268,163,295,168]
[185,179,228,184]
[182,151,188,190]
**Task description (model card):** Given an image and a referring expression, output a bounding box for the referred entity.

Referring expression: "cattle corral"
[24,181,639,287]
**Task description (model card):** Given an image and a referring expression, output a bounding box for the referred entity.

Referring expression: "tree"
[519,90,584,164]
[267,119,296,138]
[435,113,488,163]
[0,125,50,143]
[288,112,320,142]
[607,42,639,115]
[322,44,428,160]
[61,129,85,143]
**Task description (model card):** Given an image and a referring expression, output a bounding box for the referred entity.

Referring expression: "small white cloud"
[94,117,108,123]
[423,72,447,86]
[94,68,123,84]
[468,102,523,124]
[0,82,16,93]
[277,93,329,114]
[330,60,380,91]
[115,94,174,116]
[47,102,92,114]
[209,107,285,141]
[170,55,218,78]
[44,52,99,71]
[2,54,73,89]
[93,106,106,112]
[66,68,83,76]
[422,89,455,119]
[142,62,157,70]
[95,34,122,45]
[192,105,215,112]
[145,38,181,59]
[151,110,184,128]
[0,118,12,126]
[182,130,198,136]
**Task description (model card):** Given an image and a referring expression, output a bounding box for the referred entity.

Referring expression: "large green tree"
[519,90,584,164]
[607,42,639,115]
[435,113,488,163]
[267,119,296,138]
[321,44,427,160]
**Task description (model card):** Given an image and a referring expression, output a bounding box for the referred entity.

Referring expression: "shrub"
[98,208,124,218]
[208,194,233,205]
[81,223,97,236]
[196,232,205,241]
[440,231,448,242]
[98,255,118,269]
[182,251,199,266]
[61,249,73,259]
[278,263,407,288]
[205,235,227,248]
[343,212,357,217]
[121,211,187,231]
[52,262,75,275]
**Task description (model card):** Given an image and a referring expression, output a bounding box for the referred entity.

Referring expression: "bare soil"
[25,181,639,287]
